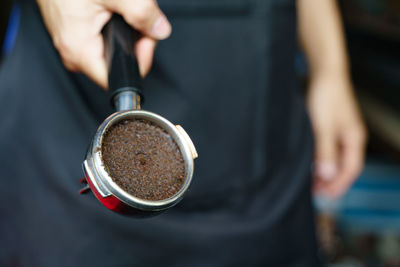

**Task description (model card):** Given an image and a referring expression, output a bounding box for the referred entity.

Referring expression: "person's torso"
[0,0,319,266]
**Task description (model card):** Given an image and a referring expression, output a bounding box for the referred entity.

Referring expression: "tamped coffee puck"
[101,119,186,201]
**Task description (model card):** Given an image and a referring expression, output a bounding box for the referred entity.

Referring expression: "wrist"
[306,72,354,101]
[308,65,352,89]
[309,60,350,81]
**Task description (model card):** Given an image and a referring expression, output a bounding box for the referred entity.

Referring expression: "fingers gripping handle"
[103,14,143,110]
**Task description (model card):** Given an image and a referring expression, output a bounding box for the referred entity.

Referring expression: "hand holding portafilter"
[82,15,198,215]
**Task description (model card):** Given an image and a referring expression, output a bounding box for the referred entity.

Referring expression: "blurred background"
[308,1,400,266]
[1,0,399,266]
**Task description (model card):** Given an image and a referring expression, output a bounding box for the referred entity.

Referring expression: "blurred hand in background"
[307,72,367,198]
[298,0,367,198]
[36,0,172,88]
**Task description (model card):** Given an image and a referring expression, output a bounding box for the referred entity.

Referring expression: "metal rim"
[88,110,195,211]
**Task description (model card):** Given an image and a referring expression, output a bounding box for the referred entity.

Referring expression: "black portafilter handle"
[103,14,144,109]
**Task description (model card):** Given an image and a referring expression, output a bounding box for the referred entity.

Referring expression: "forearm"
[297,0,350,81]
[298,1,366,199]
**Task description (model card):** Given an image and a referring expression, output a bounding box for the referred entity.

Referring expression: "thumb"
[101,0,172,40]
[313,131,338,183]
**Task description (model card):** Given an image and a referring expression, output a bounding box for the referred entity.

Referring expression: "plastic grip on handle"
[103,14,143,103]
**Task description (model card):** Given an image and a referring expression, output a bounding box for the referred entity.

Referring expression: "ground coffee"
[101,119,186,201]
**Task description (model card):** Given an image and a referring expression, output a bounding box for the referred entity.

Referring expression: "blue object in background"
[2,4,20,57]
[339,158,400,233]
[315,158,400,234]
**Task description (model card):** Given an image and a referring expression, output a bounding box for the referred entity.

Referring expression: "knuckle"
[128,1,158,27]
[137,0,157,16]
[342,123,368,145]
[62,59,78,71]
[132,13,148,28]
[352,126,368,143]
[54,35,70,53]
[53,35,80,70]
[54,35,76,58]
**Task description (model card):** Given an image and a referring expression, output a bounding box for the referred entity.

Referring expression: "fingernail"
[315,162,337,182]
[152,15,171,39]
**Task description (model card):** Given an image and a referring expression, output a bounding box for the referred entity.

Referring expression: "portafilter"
[81,15,198,215]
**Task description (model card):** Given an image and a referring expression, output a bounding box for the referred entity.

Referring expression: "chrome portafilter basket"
[81,15,197,215]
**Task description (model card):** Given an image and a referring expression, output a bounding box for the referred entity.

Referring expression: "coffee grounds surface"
[101,119,186,201]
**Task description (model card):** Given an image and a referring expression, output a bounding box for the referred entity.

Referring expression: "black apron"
[0,0,321,266]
